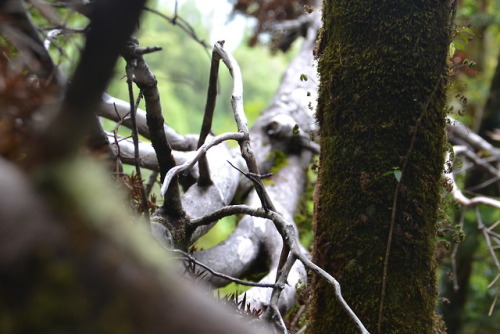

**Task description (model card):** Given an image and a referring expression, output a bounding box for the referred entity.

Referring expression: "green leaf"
[394,170,402,182]
[300,74,308,81]
[463,27,474,35]
[453,40,466,51]
[448,42,456,57]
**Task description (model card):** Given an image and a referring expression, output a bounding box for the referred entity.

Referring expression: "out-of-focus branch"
[143,6,211,50]
[98,93,197,151]
[125,74,150,221]
[0,155,272,334]
[448,118,500,159]
[446,167,500,209]
[0,0,59,82]
[36,0,146,162]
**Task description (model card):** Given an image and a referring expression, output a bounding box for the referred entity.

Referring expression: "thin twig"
[297,252,369,334]
[477,208,500,271]
[143,7,211,50]
[263,253,296,331]
[122,38,185,217]
[290,305,306,329]
[227,160,273,181]
[126,67,150,223]
[296,325,307,334]
[170,249,277,288]
[190,204,370,333]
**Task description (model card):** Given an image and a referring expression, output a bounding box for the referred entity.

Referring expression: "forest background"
[1,0,500,333]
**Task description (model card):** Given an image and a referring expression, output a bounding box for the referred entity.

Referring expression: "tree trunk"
[309,1,450,333]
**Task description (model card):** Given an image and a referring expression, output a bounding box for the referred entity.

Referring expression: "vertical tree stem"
[126,69,150,223]
[197,44,222,186]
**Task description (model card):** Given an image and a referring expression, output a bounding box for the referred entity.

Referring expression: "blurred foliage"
[193,216,237,250]
[26,1,89,75]
[441,1,500,332]
[449,0,500,129]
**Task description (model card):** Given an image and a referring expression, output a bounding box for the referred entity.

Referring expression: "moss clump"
[266,149,290,174]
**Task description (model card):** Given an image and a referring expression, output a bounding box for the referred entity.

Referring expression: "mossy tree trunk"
[309,1,450,333]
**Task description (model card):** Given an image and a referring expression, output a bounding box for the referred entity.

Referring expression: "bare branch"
[197,43,223,186]
[190,203,369,333]
[296,252,370,334]
[476,208,500,272]
[170,249,277,289]
[125,77,149,222]
[99,93,197,151]
[122,37,185,217]
[143,6,211,50]
[446,173,500,209]
[214,41,275,211]
[161,132,245,196]
[448,118,500,159]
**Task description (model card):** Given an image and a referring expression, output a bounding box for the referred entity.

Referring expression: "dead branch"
[197,44,223,186]
[122,37,185,218]
[99,93,197,151]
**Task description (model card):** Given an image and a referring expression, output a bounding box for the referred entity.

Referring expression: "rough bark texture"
[310,1,450,333]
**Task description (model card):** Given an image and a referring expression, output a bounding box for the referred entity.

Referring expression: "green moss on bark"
[310,1,450,333]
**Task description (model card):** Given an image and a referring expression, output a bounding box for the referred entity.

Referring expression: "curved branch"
[446,173,500,209]
[214,41,275,211]
[161,132,245,196]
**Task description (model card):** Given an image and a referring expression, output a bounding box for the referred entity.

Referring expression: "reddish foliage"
[232,0,314,47]
[116,172,157,215]
[0,45,57,163]
[450,50,478,78]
